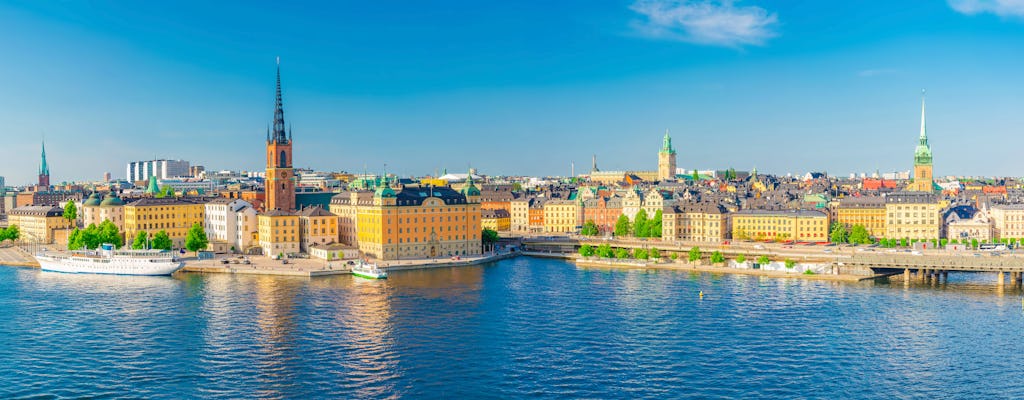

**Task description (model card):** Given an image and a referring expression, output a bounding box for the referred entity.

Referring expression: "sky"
[2,0,1024,185]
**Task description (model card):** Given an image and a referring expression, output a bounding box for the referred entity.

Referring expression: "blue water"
[1,257,1024,399]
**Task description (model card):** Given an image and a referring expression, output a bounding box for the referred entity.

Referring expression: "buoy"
[699,290,704,299]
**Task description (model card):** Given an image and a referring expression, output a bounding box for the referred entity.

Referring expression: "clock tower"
[265,58,295,211]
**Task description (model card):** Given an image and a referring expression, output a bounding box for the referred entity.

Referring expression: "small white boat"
[35,244,184,276]
[351,260,387,279]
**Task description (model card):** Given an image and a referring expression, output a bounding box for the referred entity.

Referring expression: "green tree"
[580,220,600,236]
[132,230,148,250]
[614,248,630,259]
[691,170,699,181]
[688,246,701,262]
[481,228,500,245]
[152,230,173,251]
[63,201,78,225]
[940,238,948,248]
[98,220,123,248]
[597,244,613,258]
[67,228,82,250]
[670,252,678,261]
[757,255,770,265]
[736,254,747,263]
[3,225,19,242]
[579,244,595,257]
[649,247,660,259]
[633,248,649,260]
[633,209,649,238]
[848,225,871,245]
[710,251,725,263]
[79,223,100,250]
[785,259,796,269]
[511,182,523,192]
[614,215,631,237]
[971,238,979,249]
[185,222,209,255]
[649,210,663,238]
[830,222,848,244]
[900,238,908,247]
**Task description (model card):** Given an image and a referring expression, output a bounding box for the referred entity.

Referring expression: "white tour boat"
[351,260,387,279]
[35,244,184,276]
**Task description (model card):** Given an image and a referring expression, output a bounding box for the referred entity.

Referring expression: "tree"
[67,228,82,250]
[79,224,100,250]
[3,225,19,242]
[615,248,630,259]
[710,251,725,263]
[633,248,649,260]
[736,254,747,263]
[669,252,678,261]
[132,231,148,250]
[481,228,500,245]
[649,247,660,259]
[156,186,175,198]
[757,255,770,265]
[785,259,796,269]
[185,222,209,255]
[633,209,649,238]
[579,244,595,257]
[614,215,631,237]
[98,220,124,248]
[830,222,848,244]
[688,246,701,262]
[152,230,173,251]
[580,220,600,236]
[511,182,523,193]
[691,170,699,181]
[940,238,948,248]
[848,225,871,245]
[649,210,663,239]
[63,201,77,225]
[971,238,979,249]
[900,238,908,247]
[597,244,613,258]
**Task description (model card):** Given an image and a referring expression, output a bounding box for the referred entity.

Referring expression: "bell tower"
[265,58,295,211]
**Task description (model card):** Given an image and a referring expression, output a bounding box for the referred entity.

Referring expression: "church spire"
[661,129,675,154]
[271,57,287,144]
[919,89,927,144]
[39,140,49,176]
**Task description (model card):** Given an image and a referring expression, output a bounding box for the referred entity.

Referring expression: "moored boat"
[351,260,387,279]
[35,244,184,276]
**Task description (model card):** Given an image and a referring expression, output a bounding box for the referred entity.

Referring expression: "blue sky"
[2,0,1024,185]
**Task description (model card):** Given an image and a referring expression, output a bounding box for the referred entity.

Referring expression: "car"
[754,245,765,250]
[219,259,230,264]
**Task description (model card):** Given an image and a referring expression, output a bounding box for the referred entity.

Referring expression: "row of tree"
[68,222,210,254]
[830,223,873,245]
[0,225,20,243]
[68,221,124,250]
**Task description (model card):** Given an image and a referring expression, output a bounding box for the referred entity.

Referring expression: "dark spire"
[40,140,49,176]
[272,57,287,144]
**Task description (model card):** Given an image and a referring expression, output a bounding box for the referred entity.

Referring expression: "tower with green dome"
[907,91,935,192]
[657,129,677,181]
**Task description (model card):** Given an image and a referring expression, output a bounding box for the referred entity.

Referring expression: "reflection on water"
[3,261,1024,398]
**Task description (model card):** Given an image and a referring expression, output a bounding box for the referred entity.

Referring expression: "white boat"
[35,244,184,276]
[351,260,387,279]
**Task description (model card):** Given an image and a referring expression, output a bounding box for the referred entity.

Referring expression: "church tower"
[38,140,50,188]
[265,58,295,211]
[657,129,677,181]
[907,91,934,192]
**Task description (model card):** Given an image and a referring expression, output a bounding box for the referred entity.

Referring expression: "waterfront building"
[884,192,941,240]
[81,192,125,232]
[308,243,359,261]
[658,130,677,181]
[835,196,887,238]
[543,199,581,233]
[264,60,296,212]
[989,204,1024,239]
[329,190,373,246]
[204,198,257,253]
[126,159,191,183]
[664,204,728,243]
[528,200,545,233]
[8,205,73,244]
[510,198,532,233]
[944,205,992,242]
[731,209,829,242]
[257,210,299,257]
[581,195,623,235]
[906,93,936,192]
[481,209,511,232]
[124,197,206,249]
[298,206,337,252]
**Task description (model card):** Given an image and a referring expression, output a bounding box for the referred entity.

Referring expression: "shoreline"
[181,252,518,277]
[573,257,873,283]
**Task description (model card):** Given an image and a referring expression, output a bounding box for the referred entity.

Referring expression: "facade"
[658,130,677,181]
[510,198,532,233]
[126,159,190,183]
[329,190,373,246]
[884,192,941,240]
[543,199,581,233]
[528,200,545,233]
[905,94,935,192]
[664,204,728,243]
[481,208,511,232]
[8,205,73,244]
[204,198,257,253]
[309,243,359,261]
[123,197,206,249]
[257,210,299,257]
[81,192,126,231]
[990,204,1024,239]
[298,206,337,252]
[834,196,887,238]
[264,61,296,212]
[732,209,829,242]
[945,206,992,242]
[581,196,623,235]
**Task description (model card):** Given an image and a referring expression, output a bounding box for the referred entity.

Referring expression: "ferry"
[35,244,184,276]
[351,260,387,279]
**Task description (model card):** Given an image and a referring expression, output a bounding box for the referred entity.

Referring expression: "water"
[1,258,1024,399]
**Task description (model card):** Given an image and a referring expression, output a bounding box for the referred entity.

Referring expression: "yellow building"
[543,199,581,233]
[8,205,73,244]
[732,210,828,242]
[990,204,1024,239]
[834,197,886,238]
[257,210,299,257]
[664,204,728,243]
[298,206,337,252]
[81,192,126,231]
[884,192,941,240]
[124,198,205,249]
[329,190,374,246]
[482,208,511,232]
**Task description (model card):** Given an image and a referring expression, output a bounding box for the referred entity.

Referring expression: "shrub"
[785,259,796,269]
[757,255,770,265]
[688,247,701,262]
[710,251,725,263]
[669,253,678,261]
[736,254,746,263]
[803,269,815,275]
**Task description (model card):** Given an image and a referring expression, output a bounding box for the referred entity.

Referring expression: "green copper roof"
[914,93,932,166]
[83,192,102,207]
[660,129,676,155]
[39,141,49,176]
[462,169,480,197]
[145,176,160,194]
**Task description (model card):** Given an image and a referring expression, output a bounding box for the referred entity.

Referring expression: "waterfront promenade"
[181,251,517,277]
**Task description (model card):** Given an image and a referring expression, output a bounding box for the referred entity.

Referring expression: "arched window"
[279,150,287,167]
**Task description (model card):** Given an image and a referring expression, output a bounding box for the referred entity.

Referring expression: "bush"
[803,269,815,275]
[688,246,701,262]
[615,248,630,259]
[736,254,746,263]
[649,247,660,259]
[633,248,649,260]
[710,251,725,263]
[579,244,595,257]
[785,259,796,269]
[597,244,613,258]
[669,253,678,261]
[757,255,770,265]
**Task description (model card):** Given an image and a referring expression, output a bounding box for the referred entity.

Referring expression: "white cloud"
[949,0,1024,18]
[629,0,779,47]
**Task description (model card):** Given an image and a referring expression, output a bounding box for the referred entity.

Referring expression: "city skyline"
[4,1,1024,184]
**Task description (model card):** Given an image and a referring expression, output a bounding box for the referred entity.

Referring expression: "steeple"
[39,140,49,176]
[919,89,928,143]
[660,129,675,154]
[914,89,932,166]
[591,154,599,173]
[271,57,288,144]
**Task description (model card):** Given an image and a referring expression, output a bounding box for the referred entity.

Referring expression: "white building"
[204,198,257,253]
[158,179,216,194]
[127,159,191,182]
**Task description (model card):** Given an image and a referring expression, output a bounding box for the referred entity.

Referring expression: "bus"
[978,243,1007,251]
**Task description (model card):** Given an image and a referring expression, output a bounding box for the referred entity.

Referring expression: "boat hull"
[36,255,184,276]
[352,270,387,279]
